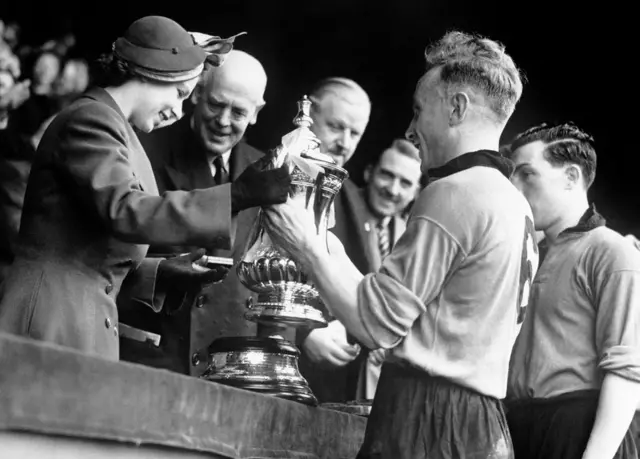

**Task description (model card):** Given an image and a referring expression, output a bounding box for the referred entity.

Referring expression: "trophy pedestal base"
[201,337,318,406]
[209,379,318,406]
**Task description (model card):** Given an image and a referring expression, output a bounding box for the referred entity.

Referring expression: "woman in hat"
[0,16,290,360]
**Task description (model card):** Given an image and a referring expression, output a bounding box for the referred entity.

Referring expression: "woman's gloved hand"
[157,248,230,292]
[230,158,291,213]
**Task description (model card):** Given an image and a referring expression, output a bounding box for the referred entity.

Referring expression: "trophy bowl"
[237,253,325,328]
[236,256,310,292]
[201,336,318,406]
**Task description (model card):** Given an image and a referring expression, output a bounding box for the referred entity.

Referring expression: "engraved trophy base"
[201,336,318,406]
[244,295,327,329]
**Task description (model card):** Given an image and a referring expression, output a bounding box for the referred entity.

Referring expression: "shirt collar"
[560,204,606,235]
[189,116,232,176]
[209,150,232,178]
[217,150,232,168]
[429,150,514,181]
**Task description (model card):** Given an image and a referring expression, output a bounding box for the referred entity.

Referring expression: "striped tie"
[377,218,390,260]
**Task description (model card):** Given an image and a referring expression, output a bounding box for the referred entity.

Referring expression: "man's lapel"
[162,165,194,191]
[393,215,407,244]
[229,140,263,181]
[163,118,215,190]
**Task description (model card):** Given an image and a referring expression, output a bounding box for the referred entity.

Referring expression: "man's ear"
[449,91,470,126]
[564,164,582,189]
[363,164,374,184]
[190,83,203,105]
[250,102,266,126]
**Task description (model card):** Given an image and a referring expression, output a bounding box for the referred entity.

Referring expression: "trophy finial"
[293,95,313,128]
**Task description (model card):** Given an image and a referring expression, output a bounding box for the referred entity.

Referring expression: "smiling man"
[264,31,535,458]
[364,139,421,221]
[352,138,422,399]
[188,50,265,172]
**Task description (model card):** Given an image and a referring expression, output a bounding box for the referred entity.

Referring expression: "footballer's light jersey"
[508,213,640,400]
[357,155,539,399]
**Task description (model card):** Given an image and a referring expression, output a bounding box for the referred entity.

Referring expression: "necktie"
[377,218,391,260]
[213,155,229,185]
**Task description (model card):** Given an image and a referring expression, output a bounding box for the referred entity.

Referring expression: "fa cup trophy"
[201,96,348,406]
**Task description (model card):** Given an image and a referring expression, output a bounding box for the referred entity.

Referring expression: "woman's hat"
[113,16,244,83]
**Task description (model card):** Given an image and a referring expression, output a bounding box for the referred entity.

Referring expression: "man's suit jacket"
[298,178,407,403]
[0,88,232,360]
[118,115,263,376]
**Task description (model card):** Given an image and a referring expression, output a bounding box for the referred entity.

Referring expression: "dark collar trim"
[429,150,514,180]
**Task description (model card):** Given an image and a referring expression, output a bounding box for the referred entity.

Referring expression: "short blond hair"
[424,31,524,122]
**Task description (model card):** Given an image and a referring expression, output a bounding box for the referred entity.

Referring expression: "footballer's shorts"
[357,362,513,459]
[506,390,638,459]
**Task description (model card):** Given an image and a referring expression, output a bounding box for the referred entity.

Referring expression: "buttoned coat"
[0,88,232,360]
[118,116,263,375]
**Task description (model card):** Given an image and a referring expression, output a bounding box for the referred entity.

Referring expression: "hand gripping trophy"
[201,96,348,406]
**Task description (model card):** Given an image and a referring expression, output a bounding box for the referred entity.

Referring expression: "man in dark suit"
[296,78,419,403]
[118,49,275,375]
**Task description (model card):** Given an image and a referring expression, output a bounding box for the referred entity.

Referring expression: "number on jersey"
[517,216,538,324]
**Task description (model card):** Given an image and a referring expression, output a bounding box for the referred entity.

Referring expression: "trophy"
[201,96,348,406]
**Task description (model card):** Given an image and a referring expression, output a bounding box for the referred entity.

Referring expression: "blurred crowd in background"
[1,18,89,139]
[1,18,89,280]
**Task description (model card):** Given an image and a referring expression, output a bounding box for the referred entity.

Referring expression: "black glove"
[231,159,291,213]
[157,249,230,293]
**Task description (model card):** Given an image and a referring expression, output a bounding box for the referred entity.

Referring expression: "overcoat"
[118,115,263,375]
[0,88,232,359]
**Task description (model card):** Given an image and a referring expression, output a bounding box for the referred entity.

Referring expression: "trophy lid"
[293,95,336,165]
